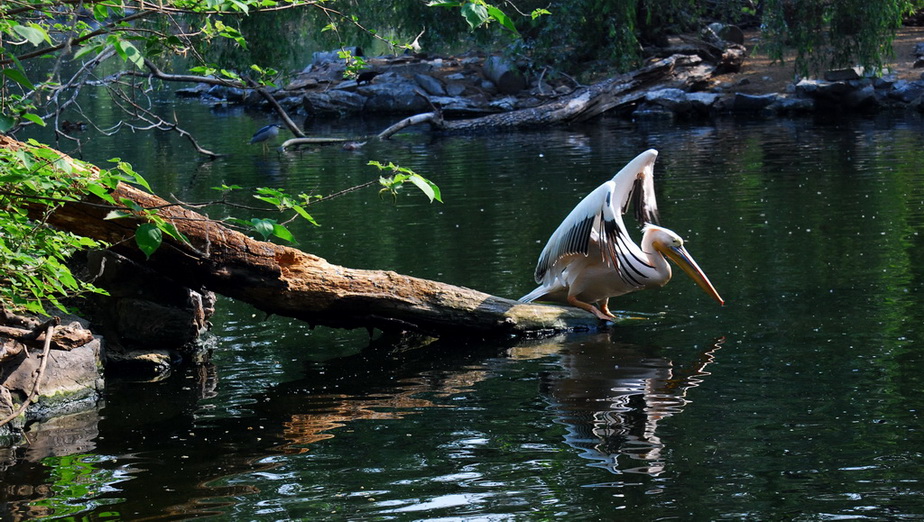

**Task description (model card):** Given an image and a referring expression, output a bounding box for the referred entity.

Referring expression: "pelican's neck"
[640,227,672,287]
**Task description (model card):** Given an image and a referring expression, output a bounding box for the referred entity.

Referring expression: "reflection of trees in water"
[529,335,722,476]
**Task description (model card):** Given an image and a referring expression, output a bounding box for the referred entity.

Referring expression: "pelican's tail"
[519,286,550,303]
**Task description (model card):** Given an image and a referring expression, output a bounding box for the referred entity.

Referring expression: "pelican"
[519,149,724,320]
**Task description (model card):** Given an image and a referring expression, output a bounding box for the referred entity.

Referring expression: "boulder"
[646,88,692,114]
[483,55,527,95]
[824,67,864,82]
[1,317,103,429]
[303,90,366,115]
[414,73,447,96]
[732,93,778,111]
[773,96,815,113]
[843,85,880,110]
[360,81,431,113]
[888,80,924,103]
[686,92,721,113]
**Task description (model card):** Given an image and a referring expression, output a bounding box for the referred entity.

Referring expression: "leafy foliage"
[761,0,916,76]
[370,161,443,203]
[0,141,108,314]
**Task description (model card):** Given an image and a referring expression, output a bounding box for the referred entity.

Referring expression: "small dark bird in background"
[356,71,381,85]
[61,120,87,132]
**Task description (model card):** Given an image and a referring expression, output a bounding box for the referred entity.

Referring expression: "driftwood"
[0,315,93,364]
[377,55,687,138]
[3,136,601,338]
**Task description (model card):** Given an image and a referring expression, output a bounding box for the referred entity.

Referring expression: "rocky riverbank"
[1,249,214,448]
[177,25,924,123]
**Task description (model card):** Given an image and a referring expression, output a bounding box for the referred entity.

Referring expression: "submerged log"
[3,136,600,338]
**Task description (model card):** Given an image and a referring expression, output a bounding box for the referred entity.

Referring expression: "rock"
[311,46,362,66]
[704,23,745,45]
[888,80,924,103]
[824,67,864,82]
[843,85,880,110]
[428,96,487,114]
[716,45,747,74]
[732,93,777,111]
[773,96,815,113]
[303,90,366,115]
[686,92,721,113]
[175,83,210,98]
[873,75,896,90]
[115,297,206,349]
[645,88,692,114]
[207,84,246,102]
[106,349,175,379]
[414,73,446,96]
[795,78,852,99]
[445,83,467,97]
[1,321,103,422]
[718,25,745,45]
[914,42,924,58]
[488,97,517,111]
[483,55,527,94]
[360,81,430,113]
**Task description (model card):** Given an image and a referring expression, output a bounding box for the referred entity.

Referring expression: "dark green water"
[4,103,924,520]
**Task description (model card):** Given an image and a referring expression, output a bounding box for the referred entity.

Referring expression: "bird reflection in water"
[518,334,722,476]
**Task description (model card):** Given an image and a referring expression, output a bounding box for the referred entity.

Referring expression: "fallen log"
[377,55,687,138]
[3,136,601,338]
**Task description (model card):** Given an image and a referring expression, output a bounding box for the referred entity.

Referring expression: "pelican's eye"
[673,237,683,247]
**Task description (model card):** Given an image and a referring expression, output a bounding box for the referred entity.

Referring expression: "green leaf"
[486,5,518,34]
[73,43,104,61]
[0,114,15,133]
[86,183,117,205]
[13,24,50,46]
[250,218,275,240]
[21,113,45,127]
[135,223,162,259]
[1,68,35,90]
[93,3,110,22]
[461,2,490,29]
[292,205,320,226]
[408,174,443,203]
[157,221,190,244]
[272,223,294,242]
[116,40,144,69]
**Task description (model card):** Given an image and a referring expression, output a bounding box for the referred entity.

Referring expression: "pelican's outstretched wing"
[532,149,660,286]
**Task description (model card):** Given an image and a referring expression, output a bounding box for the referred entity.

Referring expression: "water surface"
[3,105,924,520]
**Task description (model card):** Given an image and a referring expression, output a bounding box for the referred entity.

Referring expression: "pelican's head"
[644,225,724,305]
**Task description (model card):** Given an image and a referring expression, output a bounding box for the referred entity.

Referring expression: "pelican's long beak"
[660,244,724,305]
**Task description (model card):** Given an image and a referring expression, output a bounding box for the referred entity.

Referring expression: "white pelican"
[519,149,724,320]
